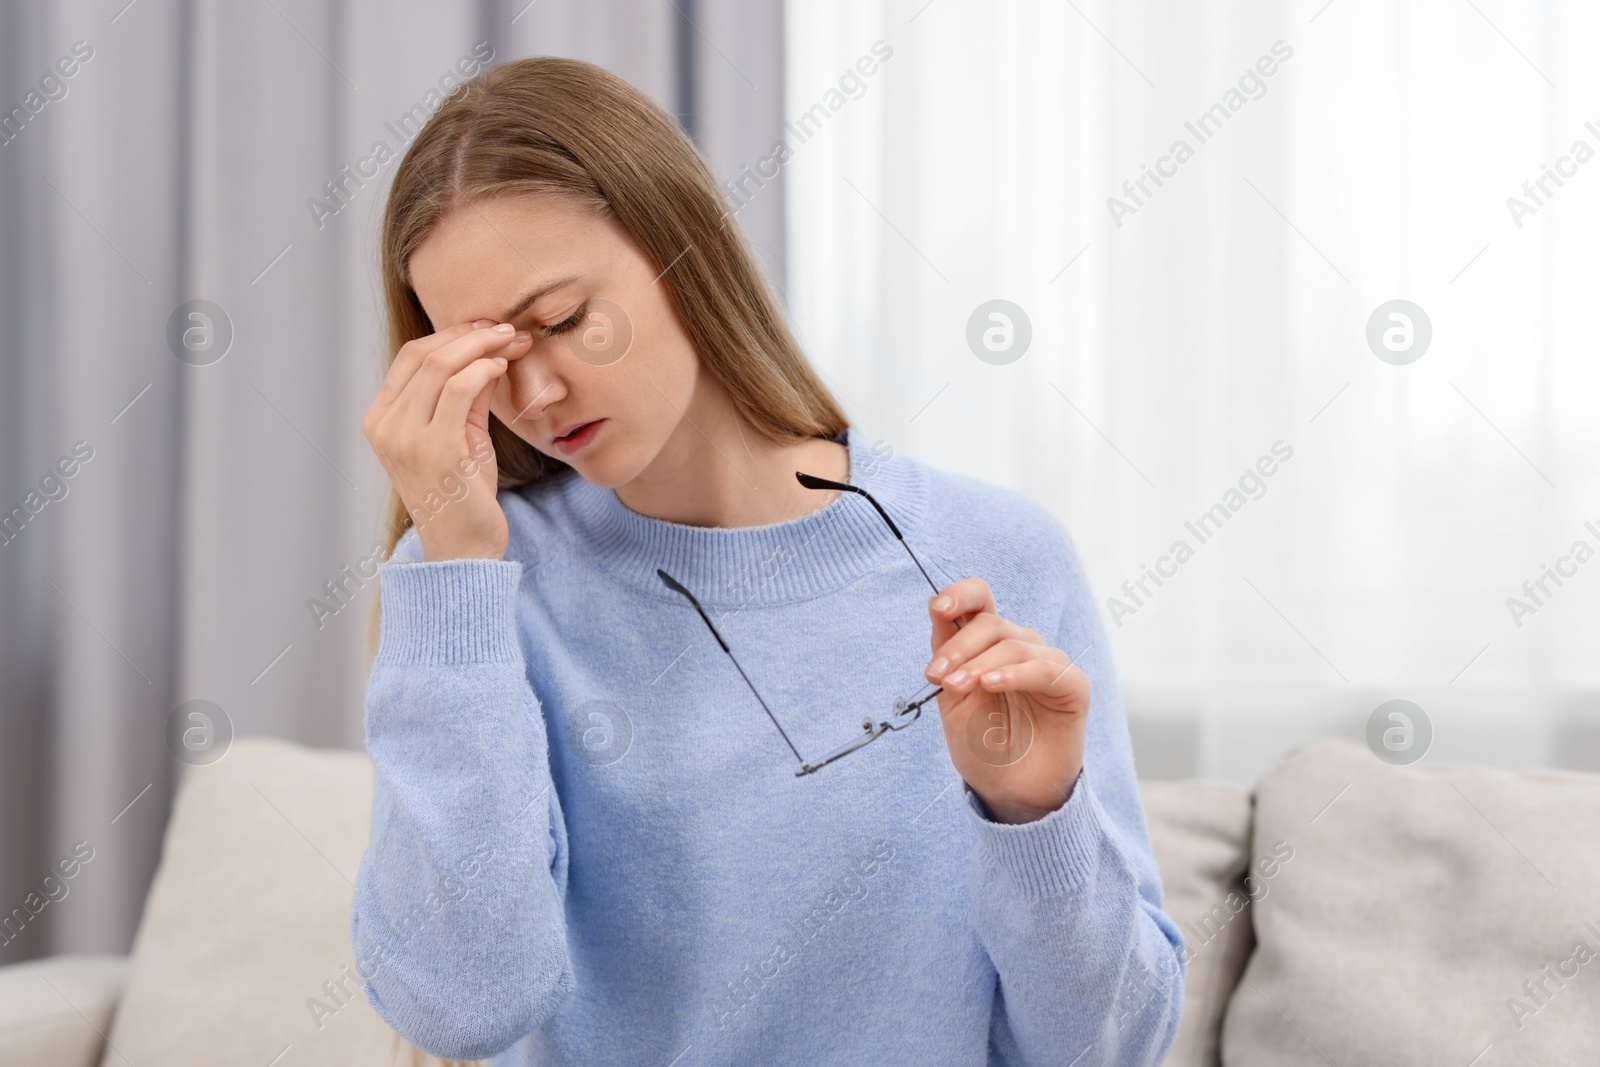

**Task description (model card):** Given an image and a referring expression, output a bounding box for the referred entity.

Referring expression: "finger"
[926,611,1043,684]
[928,577,998,650]
[395,326,531,425]
[466,360,501,431]
[396,327,534,431]
[926,611,1005,681]
[974,657,1088,710]
[940,636,1064,691]
[375,321,490,408]
[430,355,509,430]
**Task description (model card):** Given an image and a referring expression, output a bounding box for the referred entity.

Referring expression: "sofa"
[3,737,1597,1066]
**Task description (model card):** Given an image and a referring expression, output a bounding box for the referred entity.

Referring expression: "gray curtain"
[0,0,785,962]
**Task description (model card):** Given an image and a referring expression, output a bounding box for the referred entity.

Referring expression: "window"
[785,0,1600,781]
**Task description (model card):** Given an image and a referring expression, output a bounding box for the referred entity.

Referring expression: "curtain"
[785,0,1600,781]
[0,0,785,961]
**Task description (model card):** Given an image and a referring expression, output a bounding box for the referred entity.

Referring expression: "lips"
[553,418,603,455]
[554,419,597,442]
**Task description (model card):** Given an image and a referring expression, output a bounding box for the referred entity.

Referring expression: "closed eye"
[543,305,585,338]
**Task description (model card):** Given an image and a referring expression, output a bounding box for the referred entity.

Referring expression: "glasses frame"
[657,468,961,777]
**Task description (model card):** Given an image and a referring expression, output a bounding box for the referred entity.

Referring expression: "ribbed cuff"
[374,558,524,665]
[964,771,1108,899]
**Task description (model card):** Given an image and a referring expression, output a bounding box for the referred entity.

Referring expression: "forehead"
[408,193,610,328]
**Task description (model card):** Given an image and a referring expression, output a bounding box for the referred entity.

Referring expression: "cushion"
[0,955,129,1067]
[99,736,1257,1067]
[1221,739,1600,1065]
[1139,780,1255,1067]
[98,738,446,1066]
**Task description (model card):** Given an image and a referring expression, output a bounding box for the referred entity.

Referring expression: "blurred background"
[2,0,1595,965]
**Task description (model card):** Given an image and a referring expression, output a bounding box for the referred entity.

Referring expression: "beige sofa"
[4,737,1597,1066]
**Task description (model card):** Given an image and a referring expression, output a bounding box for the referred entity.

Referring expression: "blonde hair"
[365,55,849,667]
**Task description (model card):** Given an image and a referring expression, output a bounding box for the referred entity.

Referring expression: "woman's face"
[407,192,705,487]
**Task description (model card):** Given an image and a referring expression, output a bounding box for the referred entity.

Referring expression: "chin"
[563,443,622,487]
[550,423,665,488]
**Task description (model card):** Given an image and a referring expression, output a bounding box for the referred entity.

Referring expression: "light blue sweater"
[351,425,1185,1065]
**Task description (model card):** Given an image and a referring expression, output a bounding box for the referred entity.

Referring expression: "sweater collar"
[560,425,930,607]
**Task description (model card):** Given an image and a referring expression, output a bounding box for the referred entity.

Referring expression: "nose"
[501,356,566,430]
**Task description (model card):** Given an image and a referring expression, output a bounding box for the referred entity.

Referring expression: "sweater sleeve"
[963,526,1185,1067]
[349,527,575,1061]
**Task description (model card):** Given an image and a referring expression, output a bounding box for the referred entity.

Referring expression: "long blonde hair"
[365,56,848,666]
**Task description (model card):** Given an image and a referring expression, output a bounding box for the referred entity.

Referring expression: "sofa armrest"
[0,954,131,1067]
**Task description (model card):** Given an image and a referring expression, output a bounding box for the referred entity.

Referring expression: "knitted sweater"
[350,424,1185,1066]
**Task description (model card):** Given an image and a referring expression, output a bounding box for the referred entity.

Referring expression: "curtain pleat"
[0,0,785,961]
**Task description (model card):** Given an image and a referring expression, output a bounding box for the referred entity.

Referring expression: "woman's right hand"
[363,319,532,561]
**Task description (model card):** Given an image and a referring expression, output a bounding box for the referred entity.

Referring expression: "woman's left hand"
[924,577,1090,825]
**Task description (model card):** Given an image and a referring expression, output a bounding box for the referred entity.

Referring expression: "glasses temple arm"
[795,471,961,629]
[655,568,810,770]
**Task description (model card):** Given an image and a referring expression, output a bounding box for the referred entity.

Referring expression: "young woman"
[353,56,1184,1067]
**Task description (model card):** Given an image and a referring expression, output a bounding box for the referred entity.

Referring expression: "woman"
[353,55,1184,1066]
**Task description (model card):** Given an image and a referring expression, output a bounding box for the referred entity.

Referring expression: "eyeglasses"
[657,468,962,777]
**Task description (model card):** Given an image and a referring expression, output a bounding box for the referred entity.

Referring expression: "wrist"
[978,795,1060,825]
[418,531,506,562]
[423,546,506,562]
[969,773,1080,825]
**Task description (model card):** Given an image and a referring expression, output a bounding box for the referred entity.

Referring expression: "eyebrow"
[499,274,582,323]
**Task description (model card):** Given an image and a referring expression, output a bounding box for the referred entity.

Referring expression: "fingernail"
[492,357,507,368]
[934,596,953,612]
[929,656,949,676]
[981,671,1002,684]
[511,330,531,344]
[946,669,967,686]
[493,323,515,333]
[472,319,494,328]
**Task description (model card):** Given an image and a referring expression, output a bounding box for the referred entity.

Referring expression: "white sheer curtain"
[784,0,1600,782]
